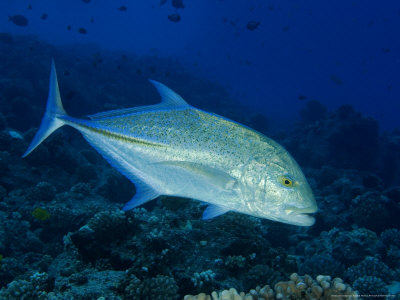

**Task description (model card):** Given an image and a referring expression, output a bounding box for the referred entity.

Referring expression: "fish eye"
[279,175,294,187]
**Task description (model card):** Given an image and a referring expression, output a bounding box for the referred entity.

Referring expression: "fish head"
[268,172,317,226]
[249,146,317,226]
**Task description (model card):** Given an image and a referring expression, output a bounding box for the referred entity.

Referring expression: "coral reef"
[352,276,387,297]
[350,191,391,233]
[0,34,399,299]
[124,274,179,300]
[298,254,345,278]
[184,273,357,300]
[344,256,394,284]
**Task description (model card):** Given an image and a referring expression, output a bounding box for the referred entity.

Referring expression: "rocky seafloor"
[0,33,399,299]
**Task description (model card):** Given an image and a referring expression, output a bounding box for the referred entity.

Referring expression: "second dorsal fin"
[148,79,189,107]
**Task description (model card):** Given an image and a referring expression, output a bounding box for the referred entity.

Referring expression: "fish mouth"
[291,212,315,226]
[284,205,318,226]
[285,205,318,215]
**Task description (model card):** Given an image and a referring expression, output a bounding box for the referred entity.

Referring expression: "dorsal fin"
[88,105,160,120]
[148,79,189,107]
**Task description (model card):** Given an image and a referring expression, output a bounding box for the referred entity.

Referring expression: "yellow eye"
[279,176,294,187]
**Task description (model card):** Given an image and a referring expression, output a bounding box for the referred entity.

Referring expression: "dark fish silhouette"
[40,13,48,20]
[82,0,90,3]
[90,17,94,23]
[168,14,181,22]
[172,0,184,9]
[28,4,32,10]
[9,15,28,26]
[246,21,260,31]
[298,95,307,101]
[118,6,127,11]
[330,74,342,85]
[67,25,71,31]
[78,27,87,34]
[159,0,167,6]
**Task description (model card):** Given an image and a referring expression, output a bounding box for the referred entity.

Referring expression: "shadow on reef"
[0,34,399,299]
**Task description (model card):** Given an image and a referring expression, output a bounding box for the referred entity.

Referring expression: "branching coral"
[344,256,394,284]
[124,274,179,300]
[184,273,357,300]
[191,270,216,289]
[0,271,50,300]
[352,276,387,296]
[298,254,345,278]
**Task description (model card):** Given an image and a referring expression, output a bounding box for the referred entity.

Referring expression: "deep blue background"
[1,0,399,130]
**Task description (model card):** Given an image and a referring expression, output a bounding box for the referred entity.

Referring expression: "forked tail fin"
[22,60,68,157]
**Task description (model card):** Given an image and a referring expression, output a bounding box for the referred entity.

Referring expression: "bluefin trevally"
[23,61,317,226]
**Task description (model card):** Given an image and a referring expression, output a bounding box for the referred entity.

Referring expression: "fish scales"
[23,61,317,226]
[91,107,280,182]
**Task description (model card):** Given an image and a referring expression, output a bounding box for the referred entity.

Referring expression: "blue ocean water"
[1,0,399,130]
[0,0,400,299]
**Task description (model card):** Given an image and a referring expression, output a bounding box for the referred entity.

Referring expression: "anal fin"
[202,204,229,220]
[82,133,160,211]
[123,182,159,210]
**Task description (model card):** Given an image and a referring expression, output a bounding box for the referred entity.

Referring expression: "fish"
[78,28,87,34]
[118,6,127,11]
[40,13,48,20]
[8,129,23,140]
[330,74,343,85]
[298,95,307,101]
[168,14,181,23]
[172,0,184,9]
[246,21,260,31]
[9,15,28,27]
[23,61,317,226]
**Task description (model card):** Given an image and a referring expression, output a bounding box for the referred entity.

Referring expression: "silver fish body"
[23,61,317,226]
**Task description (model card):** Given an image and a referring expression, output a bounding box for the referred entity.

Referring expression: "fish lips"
[290,212,316,226]
[284,205,318,226]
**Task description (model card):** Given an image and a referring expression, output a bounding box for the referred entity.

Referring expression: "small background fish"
[9,15,28,26]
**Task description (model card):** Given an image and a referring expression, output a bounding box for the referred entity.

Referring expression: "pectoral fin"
[154,161,237,191]
[202,204,229,220]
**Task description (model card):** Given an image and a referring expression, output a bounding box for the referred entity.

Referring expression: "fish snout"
[284,204,318,226]
[284,203,317,214]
